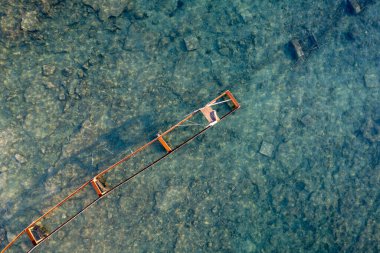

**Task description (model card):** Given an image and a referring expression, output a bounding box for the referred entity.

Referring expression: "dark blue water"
[0,0,379,252]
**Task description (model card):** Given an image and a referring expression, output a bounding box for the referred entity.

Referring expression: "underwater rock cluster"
[21,11,40,31]
[82,0,130,21]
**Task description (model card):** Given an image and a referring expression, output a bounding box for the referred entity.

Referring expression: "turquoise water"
[0,0,379,252]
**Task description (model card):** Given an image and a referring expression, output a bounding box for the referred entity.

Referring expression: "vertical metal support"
[157,134,172,152]
[225,90,240,109]
[25,227,38,246]
[25,226,45,246]
[91,178,104,197]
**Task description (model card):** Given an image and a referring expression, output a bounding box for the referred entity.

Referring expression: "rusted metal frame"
[25,228,38,246]
[29,181,91,228]
[25,227,45,246]
[90,178,105,197]
[224,90,240,109]
[1,180,90,252]
[27,95,240,252]
[201,90,239,123]
[2,99,200,253]
[95,110,197,179]
[27,124,221,253]
[207,90,239,109]
[81,90,236,180]
[27,197,102,253]
[2,90,240,253]
[0,181,92,252]
[4,110,201,252]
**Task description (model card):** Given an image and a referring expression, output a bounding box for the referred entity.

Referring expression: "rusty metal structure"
[1,90,240,253]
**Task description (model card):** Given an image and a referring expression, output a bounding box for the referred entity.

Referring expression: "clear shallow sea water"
[0,0,379,252]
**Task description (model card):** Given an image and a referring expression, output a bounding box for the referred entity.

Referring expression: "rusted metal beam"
[157,134,172,152]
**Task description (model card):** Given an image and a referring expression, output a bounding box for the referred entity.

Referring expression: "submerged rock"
[184,36,199,51]
[300,114,315,127]
[6,231,16,244]
[40,0,52,15]
[61,119,97,158]
[61,67,73,77]
[364,69,379,88]
[217,39,232,56]
[347,0,362,14]
[20,243,30,252]
[0,227,6,243]
[15,153,27,164]
[158,0,179,16]
[23,84,62,138]
[238,8,253,23]
[43,81,57,89]
[0,128,19,150]
[82,0,130,21]
[58,90,66,101]
[362,118,380,142]
[0,14,22,39]
[259,141,274,157]
[21,11,40,31]
[277,140,303,171]
[42,65,56,76]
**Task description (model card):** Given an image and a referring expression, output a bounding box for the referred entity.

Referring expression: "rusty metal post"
[157,134,172,152]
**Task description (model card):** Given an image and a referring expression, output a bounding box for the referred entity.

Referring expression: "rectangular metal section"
[25,228,37,246]
[25,226,45,246]
[157,134,172,152]
[91,178,104,197]
[225,90,240,109]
